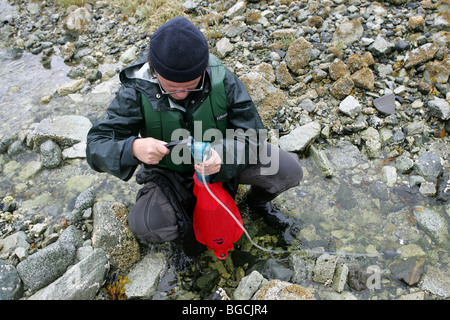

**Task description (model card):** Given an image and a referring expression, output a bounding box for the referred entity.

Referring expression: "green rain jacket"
[86,52,265,183]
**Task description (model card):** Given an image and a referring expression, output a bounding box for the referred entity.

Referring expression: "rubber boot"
[245,186,292,229]
[245,186,302,245]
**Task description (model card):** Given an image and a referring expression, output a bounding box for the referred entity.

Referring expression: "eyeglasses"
[157,72,205,95]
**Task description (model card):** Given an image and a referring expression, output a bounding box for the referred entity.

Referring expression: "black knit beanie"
[148,17,209,83]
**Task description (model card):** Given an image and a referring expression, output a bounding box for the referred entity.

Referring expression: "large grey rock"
[0,231,30,258]
[28,248,108,300]
[414,152,443,180]
[0,260,23,300]
[32,115,92,148]
[279,122,321,152]
[413,206,449,246]
[421,265,450,299]
[428,99,450,120]
[16,226,83,291]
[92,202,141,271]
[312,254,339,284]
[39,139,62,168]
[234,270,268,300]
[123,252,166,299]
[326,141,363,170]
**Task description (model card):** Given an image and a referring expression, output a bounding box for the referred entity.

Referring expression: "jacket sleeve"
[211,68,265,183]
[86,86,145,181]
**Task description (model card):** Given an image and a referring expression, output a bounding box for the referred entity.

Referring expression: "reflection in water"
[0,50,73,136]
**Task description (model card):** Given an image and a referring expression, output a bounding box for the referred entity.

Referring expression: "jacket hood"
[119,51,156,92]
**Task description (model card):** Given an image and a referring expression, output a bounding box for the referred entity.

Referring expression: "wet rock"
[32,115,92,149]
[361,127,381,158]
[326,141,363,170]
[369,181,390,200]
[16,225,83,291]
[414,152,443,180]
[254,279,315,300]
[419,181,437,197]
[381,166,397,188]
[39,139,62,169]
[248,258,293,282]
[57,79,87,96]
[91,201,141,271]
[312,254,338,285]
[28,248,108,300]
[0,259,23,300]
[289,253,314,283]
[74,187,95,213]
[421,265,450,299]
[124,252,166,299]
[0,231,30,258]
[333,263,349,293]
[394,152,414,174]
[390,258,425,286]
[347,269,371,292]
[233,270,267,300]
[0,134,17,154]
[413,206,449,246]
[62,141,87,159]
[196,269,220,294]
[310,145,334,178]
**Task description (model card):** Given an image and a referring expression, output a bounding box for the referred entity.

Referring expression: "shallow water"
[0,48,449,300]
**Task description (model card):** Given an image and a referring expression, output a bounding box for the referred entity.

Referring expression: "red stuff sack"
[192,174,243,259]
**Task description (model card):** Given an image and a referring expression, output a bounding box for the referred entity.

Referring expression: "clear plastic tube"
[199,160,383,258]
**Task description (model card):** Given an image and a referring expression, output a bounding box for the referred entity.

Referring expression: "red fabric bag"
[192,174,243,259]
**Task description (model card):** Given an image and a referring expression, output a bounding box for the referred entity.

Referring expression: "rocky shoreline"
[1,0,449,300]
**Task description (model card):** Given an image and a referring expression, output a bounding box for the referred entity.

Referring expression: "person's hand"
[132,137,169,165]
[194,148,221,176]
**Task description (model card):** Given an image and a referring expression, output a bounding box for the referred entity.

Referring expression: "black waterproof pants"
[127,143,302,243]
